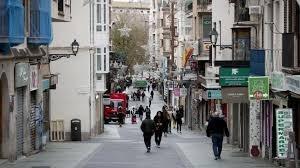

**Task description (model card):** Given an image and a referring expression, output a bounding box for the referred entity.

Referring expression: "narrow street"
[0,90,274,168]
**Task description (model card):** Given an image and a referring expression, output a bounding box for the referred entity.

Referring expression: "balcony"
[28,0,52,45]
[52,0,71,22]
[0,0,24,53]
[234,0,250,22]
[197,0,212,13]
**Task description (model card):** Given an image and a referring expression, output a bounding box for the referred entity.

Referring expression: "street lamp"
[71,39,80,55]
[209,22,218,67]
[49,39,80,61]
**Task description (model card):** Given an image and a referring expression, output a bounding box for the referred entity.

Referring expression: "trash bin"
[71,119,81,141]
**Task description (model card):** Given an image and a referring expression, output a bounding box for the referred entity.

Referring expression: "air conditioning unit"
[249,6,262,15]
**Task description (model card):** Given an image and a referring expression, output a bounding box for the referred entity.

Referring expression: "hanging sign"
[220,67,250,86]
[248,76,269,100]
[180,88,187,97]
[30,65,38,91]
[174,88,180,97]
[15,63,29,88]
[276,108,293,159]
[271,72,286,91]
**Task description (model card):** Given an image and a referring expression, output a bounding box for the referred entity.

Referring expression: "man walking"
[141,113,155,153]
[206,112,229,160]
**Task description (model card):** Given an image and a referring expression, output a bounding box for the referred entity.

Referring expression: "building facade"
[50,0,110,141]
[0,0,69,161]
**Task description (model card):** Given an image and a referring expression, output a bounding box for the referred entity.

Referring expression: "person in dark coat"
[148,85,150,92]
[206,112,230,160]
[149,96,153,107]
[145,106,151,117]
[154,111,164,147]
[117,106,125,127]
[138,105,145,121]
[142,91,145,101]
[162,107,170,137]
[140,113,155,153]
[176,107,183,133]
[150,90,154,99]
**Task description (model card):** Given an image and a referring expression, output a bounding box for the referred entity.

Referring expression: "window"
[104,4,106,24]
[104,47,106,53]
[104,25,106,31]
[97,25,102,31]
[97,48,102,71]
[104,55,107,71]
[97,4,101,23]
[58,0,64,12]
[233,28,251,61]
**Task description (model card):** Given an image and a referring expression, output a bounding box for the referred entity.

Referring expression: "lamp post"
[49,39,80,61]
[209,22,218,68]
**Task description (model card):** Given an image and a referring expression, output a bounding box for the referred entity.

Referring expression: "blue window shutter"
[0,0,24,53]
[28,0,52,45]
[250,49,265,76]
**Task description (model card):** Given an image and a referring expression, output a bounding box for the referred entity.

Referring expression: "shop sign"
[203,90,222,100]
[42,79,50,91]
[168,81,174,90]
[164,80,168,97]
[220,67,249,86]
[30,65,38,91]
[180,88,187,97]
[15,63,29,88]
[222,87,248,103]
[276,108,293,159]
[286,75,300,95]
[248,76,269,100]
[174,88,180,97]
[271,72,286,91]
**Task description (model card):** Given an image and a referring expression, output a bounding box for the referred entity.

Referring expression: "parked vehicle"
[104,93,128,124]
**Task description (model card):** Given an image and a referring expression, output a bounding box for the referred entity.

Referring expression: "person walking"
[142,91,145,101]
[140,113,155,153]
[154,111,164,148]
[117,106,125,127]
[145,106,151,117]
[150,90,154,99]
[138,105,145,121]
[162,107,170,137]
[176,107,183,133]
[148,96,153,108]
[206,112,229,160]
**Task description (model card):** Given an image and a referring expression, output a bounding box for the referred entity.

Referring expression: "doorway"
[0,73,9,158]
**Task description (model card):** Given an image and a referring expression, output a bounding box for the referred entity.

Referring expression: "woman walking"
[176,107,183,133]
[154,111,164,148]
[162,106,170,137]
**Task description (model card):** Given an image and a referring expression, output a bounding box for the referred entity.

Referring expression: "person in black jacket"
[154,111,164,148]
[141,113,155,153]
[206,112,229,160]
[176,107,183,133]
[138,105,145,121]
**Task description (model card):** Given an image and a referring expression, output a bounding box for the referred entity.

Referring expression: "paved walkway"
[0,90,276,168]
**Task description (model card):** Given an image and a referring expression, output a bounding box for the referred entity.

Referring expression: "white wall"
[51,1,90,48]
[50,49,91,134]
[212,0,234,61]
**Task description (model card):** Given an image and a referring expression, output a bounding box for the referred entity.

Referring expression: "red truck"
[104,93,128,124]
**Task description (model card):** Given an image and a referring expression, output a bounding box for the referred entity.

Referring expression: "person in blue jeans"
[206,112,229,160]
